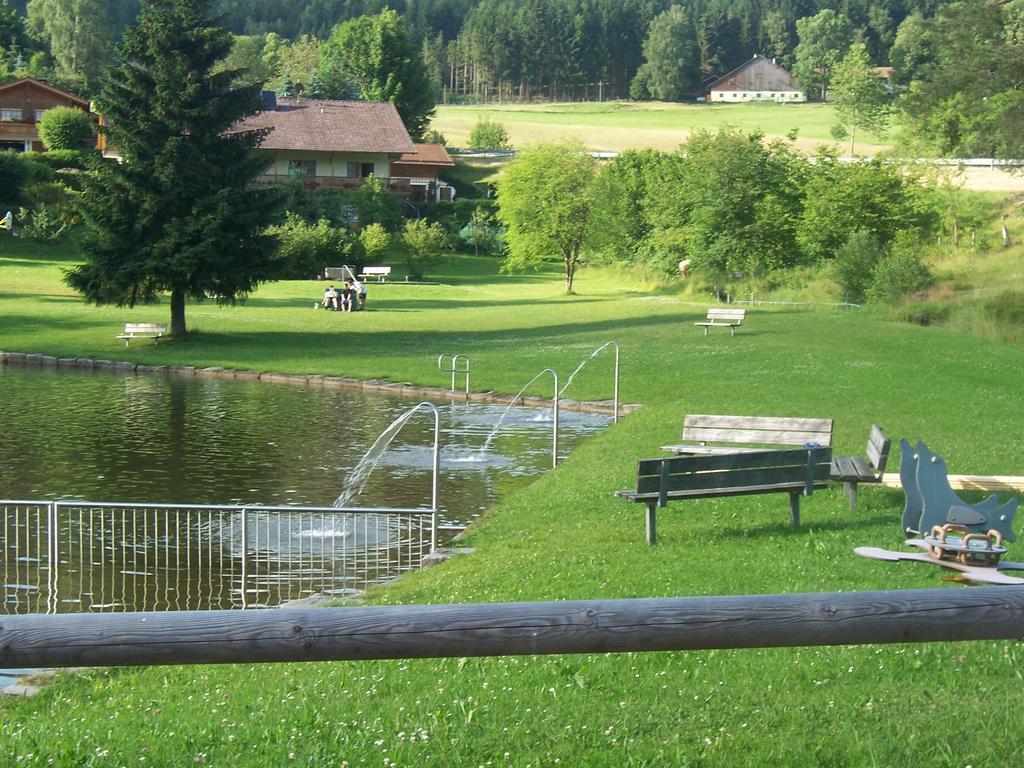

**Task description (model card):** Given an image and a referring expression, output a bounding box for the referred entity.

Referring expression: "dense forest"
[5,0,961,100]
[3,0,1022,157]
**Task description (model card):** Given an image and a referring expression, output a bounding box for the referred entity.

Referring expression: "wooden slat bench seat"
[616,447,833,543]
[662,414,833,455]
[358,266,391,282]
[116,323,167,346]
[695,307,745,335]
[830,424,891,512]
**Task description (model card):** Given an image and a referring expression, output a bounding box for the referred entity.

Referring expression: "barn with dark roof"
[706,55,805,103]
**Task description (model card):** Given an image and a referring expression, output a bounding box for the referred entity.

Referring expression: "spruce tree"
[65,0,280,337]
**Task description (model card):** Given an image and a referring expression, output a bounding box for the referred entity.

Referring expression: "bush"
[37,106,96,151]
[16,205,69,242]
[867,235,933,303]
[467,118,511,151]
[266,212,351,279]
[357,223,391,267]
[400,219,446,279]
[0,151,32,209]
[833,230,884,304]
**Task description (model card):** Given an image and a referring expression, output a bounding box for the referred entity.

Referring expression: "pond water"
[0,365,610,616]
[0,366,609,525]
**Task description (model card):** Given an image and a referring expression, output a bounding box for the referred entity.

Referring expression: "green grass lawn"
[2,237,1024,766]
[432,100,892,156]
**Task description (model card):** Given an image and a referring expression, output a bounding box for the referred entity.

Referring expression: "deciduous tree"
[829,43,892,154]
[317,10,435,140]
[496,141,597,293]
[64,0,281,338]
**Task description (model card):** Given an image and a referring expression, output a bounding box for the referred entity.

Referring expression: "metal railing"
[2,500,436,614]
[438,353,470,394]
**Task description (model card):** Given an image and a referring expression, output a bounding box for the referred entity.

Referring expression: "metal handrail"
[437,353,470,394]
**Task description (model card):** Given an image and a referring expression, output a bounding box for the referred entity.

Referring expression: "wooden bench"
[358,266,391,282]
[116,323,167,346]
[695,307,745,335]
[662,415,833,456]
[615,447,833,543]
[830,424,891,513]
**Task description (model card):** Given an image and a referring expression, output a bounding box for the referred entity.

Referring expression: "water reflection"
[0,366,609,528]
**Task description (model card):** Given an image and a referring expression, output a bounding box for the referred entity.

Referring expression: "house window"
[288,160,316,177]
[0,109,23,122]
[346,162,376,178]
[34,109,48,122]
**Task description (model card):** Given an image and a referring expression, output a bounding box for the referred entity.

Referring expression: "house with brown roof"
[706,55,805,103]
[235,97,419,194]
[390,143,456,202]
[0,77,93,152]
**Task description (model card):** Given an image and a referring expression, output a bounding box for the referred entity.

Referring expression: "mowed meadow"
[433,100,885,155]
[2,233,1024,766]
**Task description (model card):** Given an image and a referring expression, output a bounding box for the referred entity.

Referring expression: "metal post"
[540,368,559,469]
[240,508,248,610]
[429,403,440,552]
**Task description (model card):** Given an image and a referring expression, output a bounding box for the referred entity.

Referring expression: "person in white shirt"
[321,285,339,310]
[348,278,366,310]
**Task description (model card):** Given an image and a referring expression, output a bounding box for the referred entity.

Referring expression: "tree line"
[3,0,1022,157]
[498,133,945,301]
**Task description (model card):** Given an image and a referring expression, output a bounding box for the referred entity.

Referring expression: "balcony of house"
[254,174,412,195]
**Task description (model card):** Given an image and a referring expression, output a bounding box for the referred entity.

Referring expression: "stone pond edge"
[0,351,640,417]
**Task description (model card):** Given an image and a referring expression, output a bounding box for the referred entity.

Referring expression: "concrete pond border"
[0,351,640,417]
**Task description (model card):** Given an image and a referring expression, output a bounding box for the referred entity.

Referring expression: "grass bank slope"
[2,242,1024,766]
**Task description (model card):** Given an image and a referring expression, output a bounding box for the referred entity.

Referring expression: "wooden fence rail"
[3,587,1024,669]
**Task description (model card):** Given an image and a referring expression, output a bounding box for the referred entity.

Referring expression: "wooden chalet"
[0,77,93,152]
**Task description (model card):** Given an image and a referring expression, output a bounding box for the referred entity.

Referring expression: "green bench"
[830,424,891,513]
[615,446,833,544]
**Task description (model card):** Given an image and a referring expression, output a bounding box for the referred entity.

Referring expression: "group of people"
[320,278,366,312]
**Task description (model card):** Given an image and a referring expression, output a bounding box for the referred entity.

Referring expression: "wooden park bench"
[830,424,891,513]
[117,322,166,347]
[615,447,833,544]
[695,307,745,336]
[661,415,833,456]
[358,266,391,282]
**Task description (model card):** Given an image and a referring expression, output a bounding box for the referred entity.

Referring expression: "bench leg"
[730,326,735,337]
[645,503,657,545]
[703,326,709,336]
[844,481,858,513]
[789,493,800,528]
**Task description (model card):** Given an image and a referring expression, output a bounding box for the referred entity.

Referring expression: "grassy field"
[431,100,890,156]
[2,237,1024,766]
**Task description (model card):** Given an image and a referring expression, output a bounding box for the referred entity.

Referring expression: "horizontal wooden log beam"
[880,473,1024,492]
[2,588,1024,669]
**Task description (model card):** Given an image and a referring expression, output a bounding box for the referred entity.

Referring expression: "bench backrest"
[362,266,391,275]
[124,323,166,334]
[635,447,833,505]
[682,414,833,448]
[706,307,745,323]
[866,424,891,473]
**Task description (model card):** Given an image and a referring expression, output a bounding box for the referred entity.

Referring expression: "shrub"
[0,151,32,209]
[266,212,351,279]
[16,205,69,241]
[401,219,446,279]
[467,118,511,151]
[867,235,933,303]
[357,223,391,267]
[37,107,96,151]
[833,230,884,303]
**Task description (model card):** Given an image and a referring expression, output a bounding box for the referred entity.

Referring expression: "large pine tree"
[65,0,280,337]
